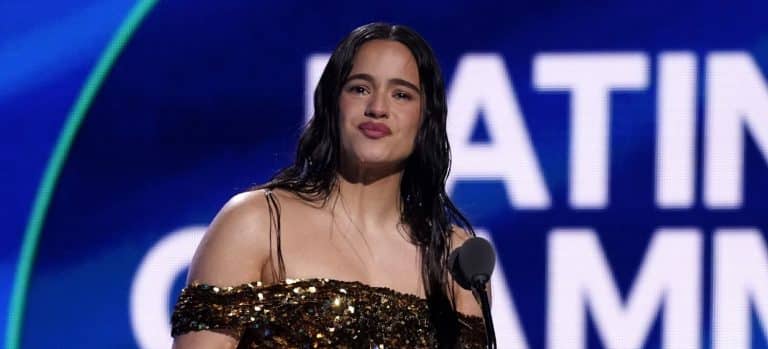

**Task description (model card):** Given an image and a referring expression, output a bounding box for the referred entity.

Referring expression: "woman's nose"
[364,91,388,118]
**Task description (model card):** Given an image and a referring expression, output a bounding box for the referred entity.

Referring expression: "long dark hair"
[256,22,475,347]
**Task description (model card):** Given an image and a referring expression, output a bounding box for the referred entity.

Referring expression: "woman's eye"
[348,86,369,95]
[394,91,412,100]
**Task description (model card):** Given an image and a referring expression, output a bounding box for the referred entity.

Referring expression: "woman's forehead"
[348,40,420,85]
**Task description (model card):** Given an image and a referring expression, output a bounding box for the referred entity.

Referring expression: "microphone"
[448,237,497,349]
[448,237,496,289]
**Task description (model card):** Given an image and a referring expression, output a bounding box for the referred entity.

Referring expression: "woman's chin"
[357,159,394,169]
[339,149,408,173]
[351,156,404,171]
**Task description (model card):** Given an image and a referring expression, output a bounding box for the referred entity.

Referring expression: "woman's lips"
[358,122,392,139]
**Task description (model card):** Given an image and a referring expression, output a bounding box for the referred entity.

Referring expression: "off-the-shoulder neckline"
[188,277,484,321]
[191,277,426,301]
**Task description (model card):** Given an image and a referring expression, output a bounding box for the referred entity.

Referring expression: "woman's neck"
[333,163,403,235]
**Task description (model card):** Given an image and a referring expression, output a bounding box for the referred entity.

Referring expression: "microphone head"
[450,237,496,290]
[448,246,471,290]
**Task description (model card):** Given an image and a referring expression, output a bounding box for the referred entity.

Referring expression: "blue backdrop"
[3,1,768,348]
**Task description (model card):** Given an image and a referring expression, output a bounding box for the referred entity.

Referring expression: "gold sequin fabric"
[172,278,486,348]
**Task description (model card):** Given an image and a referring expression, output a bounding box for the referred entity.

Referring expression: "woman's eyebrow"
[389,78,421,93]
[346,73,421,93]
[346,73,375,84]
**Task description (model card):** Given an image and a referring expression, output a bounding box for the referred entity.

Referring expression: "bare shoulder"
[174,190,277,348]
[450,225,474,247]
[448,224,492,317]
[186,189,275,286]
[266,187,327,210]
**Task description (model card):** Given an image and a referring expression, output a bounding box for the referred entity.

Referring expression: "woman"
[171,22,490,348]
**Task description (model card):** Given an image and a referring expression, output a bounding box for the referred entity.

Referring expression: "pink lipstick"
[358,122,392,139]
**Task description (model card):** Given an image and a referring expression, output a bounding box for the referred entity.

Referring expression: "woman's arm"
[172,190,273,349]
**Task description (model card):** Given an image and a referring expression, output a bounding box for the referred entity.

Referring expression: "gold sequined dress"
[171,278,487,348]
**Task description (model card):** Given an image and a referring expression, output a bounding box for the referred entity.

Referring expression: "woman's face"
[338,39,422,172]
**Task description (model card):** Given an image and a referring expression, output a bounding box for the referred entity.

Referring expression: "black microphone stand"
[472,277,496,349]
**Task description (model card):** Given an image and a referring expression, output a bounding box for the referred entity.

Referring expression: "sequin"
[171,278,486,348]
